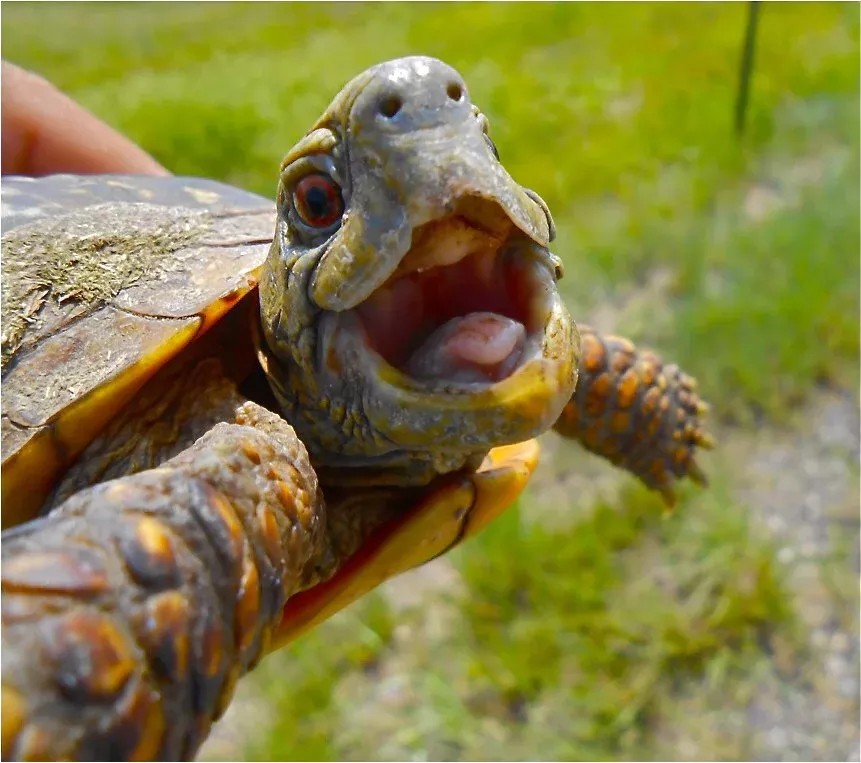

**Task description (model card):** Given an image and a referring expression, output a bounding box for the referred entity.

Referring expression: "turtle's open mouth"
[299,191,574,465]
[345,197,558,388]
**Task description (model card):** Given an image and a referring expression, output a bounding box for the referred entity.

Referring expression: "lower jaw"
[314,296,578,467]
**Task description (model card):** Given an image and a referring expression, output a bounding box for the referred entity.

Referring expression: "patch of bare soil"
[731,390,860,761]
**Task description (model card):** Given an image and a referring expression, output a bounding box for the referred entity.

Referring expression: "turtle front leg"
[554,325,714,505]
[1,402,331,761]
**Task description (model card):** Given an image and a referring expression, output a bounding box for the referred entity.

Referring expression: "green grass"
[4,2,858,760]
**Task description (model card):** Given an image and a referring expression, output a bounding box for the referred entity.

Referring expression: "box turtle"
[0,57,712,760]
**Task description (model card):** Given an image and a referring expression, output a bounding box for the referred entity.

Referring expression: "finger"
[1,61,169,177]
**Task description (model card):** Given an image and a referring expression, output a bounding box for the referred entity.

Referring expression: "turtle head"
[259,56,578,484]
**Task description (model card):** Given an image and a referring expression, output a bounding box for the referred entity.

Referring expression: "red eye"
[293,174,344,229]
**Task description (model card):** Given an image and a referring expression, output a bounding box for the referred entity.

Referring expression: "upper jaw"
[308,115,554,313]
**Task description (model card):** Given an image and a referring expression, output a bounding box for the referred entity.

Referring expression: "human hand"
[2,61,168,176]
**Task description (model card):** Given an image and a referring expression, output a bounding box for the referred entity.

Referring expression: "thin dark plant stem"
[735,1,761,137]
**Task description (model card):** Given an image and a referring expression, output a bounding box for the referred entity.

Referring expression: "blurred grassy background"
[4,2,858,760]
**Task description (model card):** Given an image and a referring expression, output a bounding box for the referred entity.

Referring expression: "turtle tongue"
[405,312,526,383]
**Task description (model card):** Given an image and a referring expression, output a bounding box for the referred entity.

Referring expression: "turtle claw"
[658,484,678,510]
[686,459,709,487]
[695,429,717,450]
[655,455,707,510]
[679,371,698,391]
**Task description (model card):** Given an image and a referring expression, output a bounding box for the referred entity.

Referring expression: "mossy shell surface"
[1,175,275,526]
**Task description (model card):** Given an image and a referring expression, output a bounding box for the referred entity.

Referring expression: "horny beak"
[309,57,553,312]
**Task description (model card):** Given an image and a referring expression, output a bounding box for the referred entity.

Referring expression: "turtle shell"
[1,174,276,527]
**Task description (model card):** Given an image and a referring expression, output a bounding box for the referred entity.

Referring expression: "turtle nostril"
[446,82,464,102]
[379,95,403,118]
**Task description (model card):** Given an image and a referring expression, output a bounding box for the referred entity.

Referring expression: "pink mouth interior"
[354,214,535,384]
